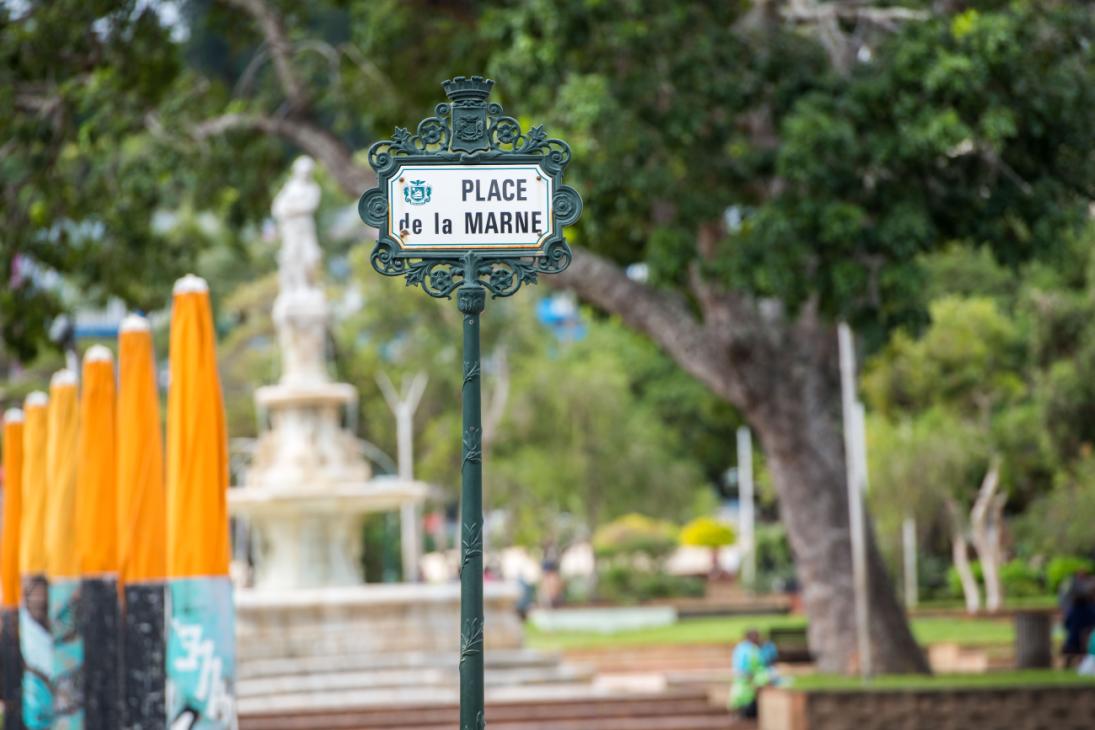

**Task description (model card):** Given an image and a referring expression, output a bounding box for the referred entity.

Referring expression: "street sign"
[358,75,582,298]
[358,77,581,730]
[388,163,553,250]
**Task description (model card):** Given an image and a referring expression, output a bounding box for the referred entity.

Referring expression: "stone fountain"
[228,158,579,714]
[229,155,427,590]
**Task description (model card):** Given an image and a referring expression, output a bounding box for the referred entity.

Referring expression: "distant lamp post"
[358,76,582,729]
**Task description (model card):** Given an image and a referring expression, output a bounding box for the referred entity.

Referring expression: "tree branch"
[191,112,375,195]
[551,248,744,405]
[224,0,309,110]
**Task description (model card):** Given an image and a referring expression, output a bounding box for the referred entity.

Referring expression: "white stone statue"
[271,156,329,385]
[272,156,323,295]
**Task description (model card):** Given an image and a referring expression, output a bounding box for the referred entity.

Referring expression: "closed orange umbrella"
[165,274,236,728]
[166,276,230,578]
[2,409,24,608]
[44,369,83,726]
[76,345,118,577]
[19,390,53,728]
[1,408,25,723]
[117,313,168,729]
[45,369,79,582]
[117,314,166,586]
[76,345,123,728]
[18,392,49,578]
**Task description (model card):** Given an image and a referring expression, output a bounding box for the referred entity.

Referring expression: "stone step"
[245,712,738,730]
[239,682,608,715]
[240,648,562,679]
[240,690,741,730]
[239,663,593,700]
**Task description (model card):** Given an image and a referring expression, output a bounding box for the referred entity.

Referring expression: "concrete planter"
[760,684,1095,730]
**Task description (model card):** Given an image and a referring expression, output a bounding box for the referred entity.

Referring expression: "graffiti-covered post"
[358,77,582,728]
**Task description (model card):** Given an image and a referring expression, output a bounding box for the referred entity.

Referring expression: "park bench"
[769,626,812,664]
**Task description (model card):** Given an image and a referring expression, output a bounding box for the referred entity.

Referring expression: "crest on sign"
[403,180,432,206]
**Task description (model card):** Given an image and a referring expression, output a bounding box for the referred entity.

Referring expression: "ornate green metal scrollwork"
[358,77,581,298]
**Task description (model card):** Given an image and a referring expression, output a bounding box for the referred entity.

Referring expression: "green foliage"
[679,517,735,549]
[1016,455,1095,558]
[1046,556,1095,594]
[946,561,983,600]
[597,566,704,605]
[945,559,1047,601]
[593,514,679,563]
[491,318,707,549]
[864,297,1024,418]
[591,514,698,605]
[754,523,796,593]
[998,560,1044,599]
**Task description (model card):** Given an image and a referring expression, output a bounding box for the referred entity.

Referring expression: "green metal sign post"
[359,77,581,729]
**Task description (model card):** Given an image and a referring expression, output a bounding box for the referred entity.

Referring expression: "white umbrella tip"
[25,391,48,407]
[50,369,78,387]
[120,313,151,332]
[173,274,209,295]
[84,344,113,363]
[3,408,24,424]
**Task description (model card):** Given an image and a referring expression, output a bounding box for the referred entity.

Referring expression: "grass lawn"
[791,669,1095,691]
[526,614,1016,651]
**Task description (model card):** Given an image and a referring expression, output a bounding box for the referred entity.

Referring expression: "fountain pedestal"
[231,382,427,591]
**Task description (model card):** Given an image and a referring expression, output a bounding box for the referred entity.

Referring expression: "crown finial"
[442,76,494,103]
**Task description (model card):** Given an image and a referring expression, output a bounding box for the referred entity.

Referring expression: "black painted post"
[80,577,122,729]
[1,608,24,730]
[121,583,166,730]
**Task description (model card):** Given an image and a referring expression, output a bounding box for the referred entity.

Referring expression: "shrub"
[999,559,1045,598]
[597,564,705,604]
[679,517,736,548]
[593,513,679,564]
[946,560,984,599]
[1046,555,1095,593]
[754,523,796,593]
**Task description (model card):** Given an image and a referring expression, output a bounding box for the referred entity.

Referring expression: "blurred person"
[1059,568,1091,616]
[1078,627,1095,676]
[1062,580,1095,667]
[729,629,772,719]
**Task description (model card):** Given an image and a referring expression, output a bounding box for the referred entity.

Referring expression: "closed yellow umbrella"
[117,313,167,729]
[2,409,25,724]
[2,409,24,608]
[76,345,123,729]
[117,314,166,586]
[165,274,235,728]
[19,390,53,729]
[44,368,83,727]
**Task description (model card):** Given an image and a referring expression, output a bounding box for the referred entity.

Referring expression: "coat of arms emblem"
[404,180,431,206]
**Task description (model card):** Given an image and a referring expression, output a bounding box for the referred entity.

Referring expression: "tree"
[865,296,1025,611]
[490,318,707,551]
[7,0,1094,673]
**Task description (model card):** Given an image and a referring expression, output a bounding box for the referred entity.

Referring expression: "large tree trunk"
[553,249,930,674]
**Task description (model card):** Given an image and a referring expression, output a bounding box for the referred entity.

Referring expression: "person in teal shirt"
[730,629,771,718]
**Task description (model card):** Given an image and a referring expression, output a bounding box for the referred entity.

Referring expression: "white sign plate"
[387,163,553,250]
